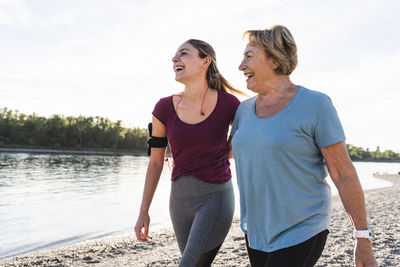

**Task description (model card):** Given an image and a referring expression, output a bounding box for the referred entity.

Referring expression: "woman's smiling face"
[172,42,207,84]
[238,44,277,93]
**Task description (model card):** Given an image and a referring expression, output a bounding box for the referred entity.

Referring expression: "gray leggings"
[169,176,235,267]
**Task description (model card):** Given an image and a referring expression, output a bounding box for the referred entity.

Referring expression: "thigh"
[169,193,194,254]
[180,190,235,267]
[266,230,329,267]
[245,235,269,267]
[203,189,235,251]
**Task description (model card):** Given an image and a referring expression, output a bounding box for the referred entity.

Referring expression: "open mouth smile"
[244,71,254,81]
[174,65,185,72]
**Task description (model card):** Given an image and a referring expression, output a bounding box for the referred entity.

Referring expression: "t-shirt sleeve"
[229,95,241,122]
[152,98,168,125]
[230,105,240,137]
[314,95,346,148]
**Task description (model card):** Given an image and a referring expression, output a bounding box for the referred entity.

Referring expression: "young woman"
[134,39,242,266]
[231,25,377,267]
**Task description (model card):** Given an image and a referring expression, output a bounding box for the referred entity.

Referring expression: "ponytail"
[187,39,246,96]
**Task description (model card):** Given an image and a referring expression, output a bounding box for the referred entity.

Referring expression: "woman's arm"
[227,135,233,159]
[321,141,377,267]
[134,116,167,242]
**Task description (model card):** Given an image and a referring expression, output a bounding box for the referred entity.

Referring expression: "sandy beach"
[1,174,399,267]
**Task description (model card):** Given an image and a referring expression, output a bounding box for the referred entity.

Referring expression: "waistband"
[171,175,233,197]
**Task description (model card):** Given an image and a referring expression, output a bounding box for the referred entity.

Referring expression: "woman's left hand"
[354,239,378,267]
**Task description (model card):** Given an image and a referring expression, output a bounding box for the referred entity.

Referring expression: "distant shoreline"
[352,158,400,163]
[0,146,147,156]
[1,146,400,162]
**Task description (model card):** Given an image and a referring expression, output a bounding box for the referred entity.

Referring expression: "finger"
[141,226,149,239]
[134,225,147,242]
[140,231,149,242]
[134,226,142,240]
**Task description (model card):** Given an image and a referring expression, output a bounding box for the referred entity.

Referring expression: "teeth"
[244,72,254,77]
[175,66,184,71]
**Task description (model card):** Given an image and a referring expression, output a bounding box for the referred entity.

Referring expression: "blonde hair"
[243,25,298,75]
[187,39,245,96]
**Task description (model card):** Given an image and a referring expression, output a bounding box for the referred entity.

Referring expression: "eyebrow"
[178,48,189,53]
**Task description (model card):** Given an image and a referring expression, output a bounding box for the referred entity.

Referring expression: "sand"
[1,174,399,267]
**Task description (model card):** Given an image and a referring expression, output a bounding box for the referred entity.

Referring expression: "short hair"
[244,25,298,75]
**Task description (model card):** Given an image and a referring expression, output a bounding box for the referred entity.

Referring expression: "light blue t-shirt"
[231,86,346,252]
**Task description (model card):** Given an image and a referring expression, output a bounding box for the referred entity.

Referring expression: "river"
[0,152,398,259]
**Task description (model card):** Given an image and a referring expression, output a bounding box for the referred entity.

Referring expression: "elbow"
[148,157,165,171]
[330,167,359,191]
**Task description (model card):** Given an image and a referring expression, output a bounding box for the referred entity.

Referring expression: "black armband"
[147,122,168,156]
[148,137,168,147]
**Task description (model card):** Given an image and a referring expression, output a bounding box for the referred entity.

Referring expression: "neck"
[183,80,209,101]
[257,76,296,97]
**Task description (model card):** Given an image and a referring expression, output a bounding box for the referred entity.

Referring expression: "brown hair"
[186,39,245,95]
[243,25,298,75]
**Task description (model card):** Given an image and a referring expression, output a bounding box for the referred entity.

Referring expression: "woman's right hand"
[134,212,150,242]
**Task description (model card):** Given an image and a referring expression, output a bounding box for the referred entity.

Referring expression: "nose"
[238,59,246,71]
[172,56,178,63]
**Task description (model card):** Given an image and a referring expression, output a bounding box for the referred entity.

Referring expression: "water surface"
[0,153,398,259]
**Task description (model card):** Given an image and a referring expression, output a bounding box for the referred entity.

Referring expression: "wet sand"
[1,175,399,266]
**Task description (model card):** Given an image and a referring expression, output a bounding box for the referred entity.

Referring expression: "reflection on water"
[1,154,123,189]
[0,152,172,259]
[0,152,398,259]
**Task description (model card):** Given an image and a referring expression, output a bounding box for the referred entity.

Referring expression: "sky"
[0,0,399,151]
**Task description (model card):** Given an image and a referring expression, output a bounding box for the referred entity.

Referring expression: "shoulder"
[156,95,173,105]
[298,87,341,123]
[300,86,330,100]
[298,86,333,106]
[153,95,173,115]
[238,95,256,109]
[219,91,240,104]
[154,95,173,108]
[233,95,256,118]
[218,91,241,115]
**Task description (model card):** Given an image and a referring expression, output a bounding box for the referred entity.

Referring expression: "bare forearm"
[322,142,369,230]
[323,142,377,265]
[334,167,368,230]
[139,160,164,214]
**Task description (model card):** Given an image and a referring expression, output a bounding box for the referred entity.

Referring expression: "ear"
[271,59,279,70]
[203,56,211,67]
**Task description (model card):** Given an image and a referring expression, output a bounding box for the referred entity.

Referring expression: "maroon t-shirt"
[152,90,240,184]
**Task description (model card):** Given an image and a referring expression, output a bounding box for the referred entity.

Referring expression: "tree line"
[0,108,148,152]
[346,144,399,162]
[1,107,399,161]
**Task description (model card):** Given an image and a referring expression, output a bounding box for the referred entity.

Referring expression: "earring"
[272,66,276,70]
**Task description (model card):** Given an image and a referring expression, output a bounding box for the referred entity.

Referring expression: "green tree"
[0,107,150,152]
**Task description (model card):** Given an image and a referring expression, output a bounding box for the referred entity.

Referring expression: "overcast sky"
[1,0,399,151]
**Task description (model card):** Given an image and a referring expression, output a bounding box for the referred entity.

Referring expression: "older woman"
[231,25,377,267]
